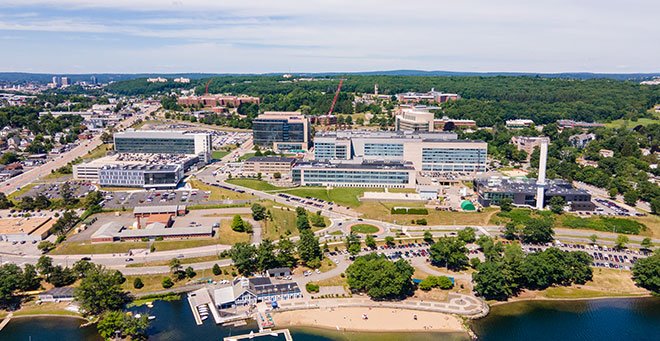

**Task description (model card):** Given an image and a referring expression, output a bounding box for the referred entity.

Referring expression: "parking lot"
[16,181,96,201]
[522,242,650,270]
[101,188,225,209]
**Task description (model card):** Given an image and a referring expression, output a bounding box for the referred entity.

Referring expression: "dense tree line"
[631,250,659,295]
[346,253,415,300]
[472,243,593,300]
[107,75,659,125]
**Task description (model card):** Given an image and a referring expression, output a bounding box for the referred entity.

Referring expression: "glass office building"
[421,147,487,172]
[252,112,310,151]
[292,161,416,188]
[113,131,211,163]
[313,130,487,173]
[99,164,183,189]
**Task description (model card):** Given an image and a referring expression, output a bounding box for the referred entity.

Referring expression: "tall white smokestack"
[536,138,549,210]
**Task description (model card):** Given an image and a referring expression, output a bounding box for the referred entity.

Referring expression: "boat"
[148,316,156,320]
[134,314,142,318]
[248,331,254,339]
[201,315,208,321]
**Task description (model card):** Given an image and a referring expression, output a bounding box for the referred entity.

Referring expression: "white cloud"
[0,0,658,72]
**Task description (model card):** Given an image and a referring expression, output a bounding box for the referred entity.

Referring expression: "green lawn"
[82,143,112,161]
[283,187,382,208]
[212,150,230,160]
[605,112,660,129]
[492,208,647,235]
[226,178,285,191]
[238,152,256,161]
[189,178,255,200]
[558,215,646,235]
[350,224,380,234]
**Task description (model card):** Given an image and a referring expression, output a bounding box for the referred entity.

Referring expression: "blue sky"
[0,0,658,73]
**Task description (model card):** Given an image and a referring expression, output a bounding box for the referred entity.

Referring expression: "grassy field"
[557,215,646,235]
[212,150,230,160]
[540,268,649,299]
[315,274,348,288]
[258,200,328,240]
[217,219,251,244]
[283,187,381,208]
[7,183,36,200]
[127,255,226,268]
[350,224,380,234]
[634,214,660,238]
[605,111,659,129]
[82,143,112,161]
[9,301,82,318]
[123,266,238,293]
[51,241,150,255]
[189,178,255,200]
[356,201,498,225]
[238,152,256,161]
[227,178,285,191]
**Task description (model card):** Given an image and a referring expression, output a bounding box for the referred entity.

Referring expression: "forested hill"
[105,75,660,126]
[1,70,658,84]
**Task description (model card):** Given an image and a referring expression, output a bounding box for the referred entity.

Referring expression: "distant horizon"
[1,69,659,77]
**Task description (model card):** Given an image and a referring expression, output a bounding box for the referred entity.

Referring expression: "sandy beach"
[272,307,465,332]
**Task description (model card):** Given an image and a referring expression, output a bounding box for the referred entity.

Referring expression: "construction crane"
[327,79,345,128]
[328,78,344,116]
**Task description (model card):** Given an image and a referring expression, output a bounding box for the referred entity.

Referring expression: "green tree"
[499,197,513,212]
[346,253,414,300]
[640,237,653,250]
[185,266,196,278]
[97,310,150,341]
[589,234,598,244]
[385,236,395,247]
[74,265,129,315]
[133,278,144,289]
[521,218,554,244]
[298,229,322,267]
[212,264,222,276]
[423,230,434,244]
[19,264,40,291]
[365,235,377,249]
[651,198,660,215]
[295,208,311,231]
[37,240,56,253]
[72,259,94,278]
[0,193,12,209]
[457,227,476,243]
[473,260,514,300]
[623,190,639,206]
[548,196,566,214]
[161,277,174,289]
[251,203,266,221]
[608,187,618,199]
[429,237,469,270]
[503,223,518,240]
[632,250,659,294]
[256,239,278,272]
[345,232,362,256]
[231,215,247,232]
[36,255,54,276]
[276,234,297,268]
[615,235,629,250]
[229,242,257,275]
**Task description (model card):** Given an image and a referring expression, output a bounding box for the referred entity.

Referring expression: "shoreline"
[489,294,655,307]
[10,313,87,321]
[271,306,467,333]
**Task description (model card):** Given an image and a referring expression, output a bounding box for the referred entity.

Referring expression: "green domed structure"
[460,200,476,211]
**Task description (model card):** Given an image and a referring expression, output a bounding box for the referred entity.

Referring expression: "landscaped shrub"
[391,207,429,215]
[306,282,320,293]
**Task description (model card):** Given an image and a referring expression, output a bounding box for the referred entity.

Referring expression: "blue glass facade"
[363,143,404,157]
[421,148,487,172]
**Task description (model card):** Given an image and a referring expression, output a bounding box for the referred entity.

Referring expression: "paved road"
[0,105,157,194]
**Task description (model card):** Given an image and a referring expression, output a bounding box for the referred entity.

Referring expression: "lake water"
[1,297,658,340]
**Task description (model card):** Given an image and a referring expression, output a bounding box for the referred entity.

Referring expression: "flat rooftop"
[77,153,198,168]
[245,156,296,163]
[295,160,415,171]
[0,217,51,235]
[115,130,208,139]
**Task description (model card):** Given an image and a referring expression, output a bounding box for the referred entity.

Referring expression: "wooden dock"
[224,329,293,341]
[187,288,223,325]
[0,312,13,331]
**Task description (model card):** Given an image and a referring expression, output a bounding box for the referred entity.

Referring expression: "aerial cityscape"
[0,1,658,341]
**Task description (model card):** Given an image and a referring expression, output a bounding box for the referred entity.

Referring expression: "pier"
[187,288,222,325]
[224,329,293,341]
